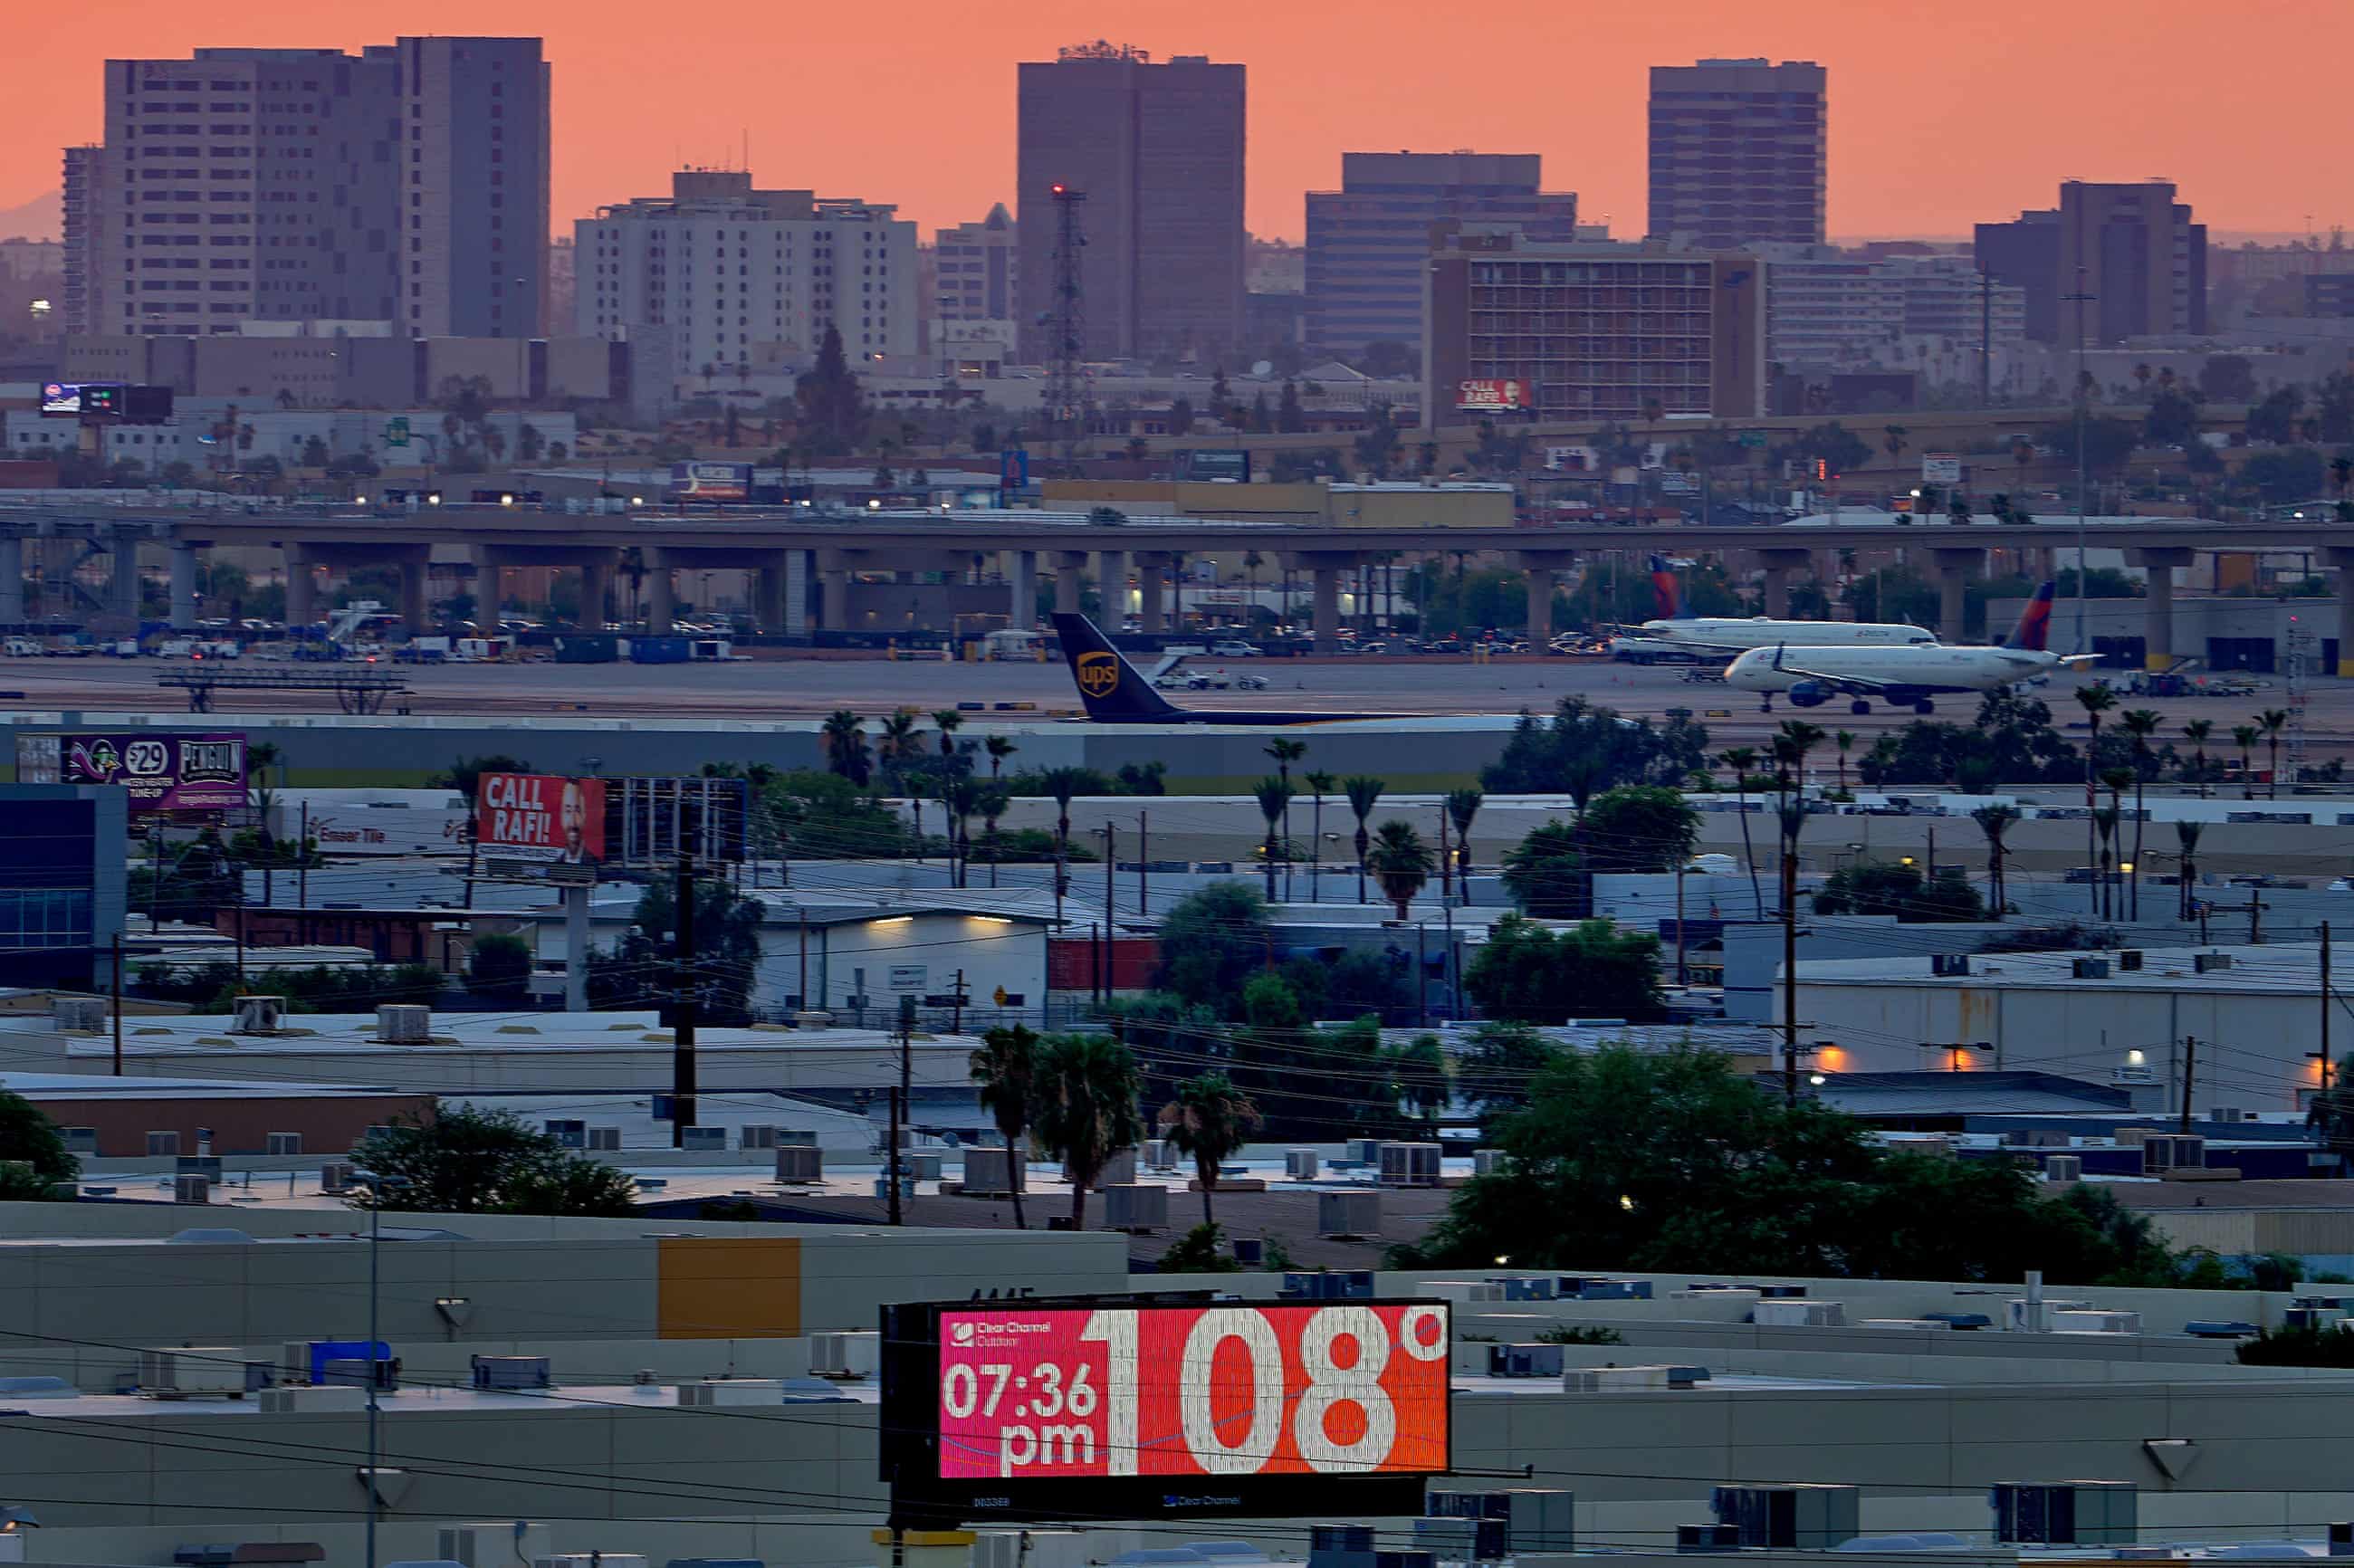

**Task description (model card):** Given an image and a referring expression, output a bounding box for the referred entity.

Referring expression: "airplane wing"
[1653,636,1757,656]
[2053,654,2104,667]
[1779,661,1904,695]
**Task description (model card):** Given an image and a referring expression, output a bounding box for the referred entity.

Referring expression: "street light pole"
[2064,273,2098,655]
[355,1170,407,1568]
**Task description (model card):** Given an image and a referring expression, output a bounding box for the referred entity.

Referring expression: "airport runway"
[0,651,2340,758]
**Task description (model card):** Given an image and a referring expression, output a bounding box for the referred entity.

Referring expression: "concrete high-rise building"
[1759,246,2027,372]
[1015,42,1245,364]
[1976,180,2206,346]
[1422,226,1765,425]
[1305,151,1575,358]
[934,204,1017,326]
[62,37,547,342]
[577,169,918,382]
[1648,58,1826,250]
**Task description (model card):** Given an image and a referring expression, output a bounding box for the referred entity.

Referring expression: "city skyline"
[4,0,2349,247]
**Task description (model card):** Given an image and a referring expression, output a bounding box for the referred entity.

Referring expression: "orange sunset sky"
[5,0,2345,244]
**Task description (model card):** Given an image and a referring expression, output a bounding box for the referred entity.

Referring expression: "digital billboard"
[1457,378,1527,412]
[474,772,606,872]
[668,461,753,501]
[881,1296,1450,1526]
[41,382,123,418]
[19,733,247,817]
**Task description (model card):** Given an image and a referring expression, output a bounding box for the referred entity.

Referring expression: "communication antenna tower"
[1047,184,1089,464]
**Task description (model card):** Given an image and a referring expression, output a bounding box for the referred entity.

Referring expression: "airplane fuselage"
[1725,643,2072,706]
[1640,617,1935,651]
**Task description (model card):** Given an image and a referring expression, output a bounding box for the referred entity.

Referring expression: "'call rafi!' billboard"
[1457,378,1526,412]
[881,1297,1450,1526]
[21,733,247,817]
[474,773,606,872]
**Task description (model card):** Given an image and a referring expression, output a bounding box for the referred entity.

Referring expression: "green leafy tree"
[820,711,871,786]
[348,1106,636,1216]
[1382,1033,1451,1128]
[465,932,534,1000]
[1578,786,1700,875]
[1153,882,1272,1013]
[1812,860,1986,922]
[970,1023,1042,1230]
[1500,821,1584,917]
[0,1088,78,1194]
[1455,1022,1558,1117]
[794,325,869,454]
[1160,1073,1264,1229]
[1462,913,1663,1024]
[1031,1033,1145,1229]
[1159,1222,1242,1272]
[1483,696,1709,797]
[587,877,765,1025]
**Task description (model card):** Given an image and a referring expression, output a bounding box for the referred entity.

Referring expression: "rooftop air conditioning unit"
[1378,1142,1442,1188]
[777,1128,818,1146]
[680,1127,726,1152]
[259,1384,367,1413]
[320,1161,355,1193]
[2072,958,2111,980]
[2212,1106,2250,1123]
[1561,1276,1653,1301]
[470,1355,551,1391]
[2287,1306,2349,1332]
[173,1174,211,1204]
[1411,1517,1486,1563]
[545,1120,586,1147]
[52,996,106,1031]
[441,1525,553,1568]
[177,1154,223,1181]
[1473,1149,1505,1176]
[1144,1139,1174,1169]
[906,1152,943,1181]
[1284,1270,1376,1301]
[1318,1190,1381,1238]
[1104,1184,1170,1232]
[1754,1299,1845,1328]
[2051,1310,2142,1334]
[61,1125,97,1155]
[809,1331,879,1380]
[138,1347,247,1398]
[585,1126,621,1152]
[2118,950,2145,971]
[1488,1343,1567,1379]
[1483,1276,1555,1302]
[146,1130,182,1156]
[677,1380,784,1408]
[1990,1481,2139,1545]
[962,1146,1023,1196]
[2195,952,2234,973]
[1346,1137,1383,1164]
[2143,1133,2206,1173]
[265,1133,302,1155]
[1711,1484,1862,1550]
[773,1144,822,1183]
[1098,1148,1138,1186]
[1677,1525,1743,1554]
[1286,1148,1322,1180]
[234,995,284,1036]
[376,1004,432,1043]
[1931,954,1971,977]
[740,1125,780,1150]
[2045,1154,2083,1182]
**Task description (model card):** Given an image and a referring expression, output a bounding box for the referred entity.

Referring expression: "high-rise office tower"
[1975,180,2206,345]
[934,204,1019,327]
[1306,152,1576,358]
[1648,58,1826,249]
[63,37,547,340]
[1015,43,1245,364]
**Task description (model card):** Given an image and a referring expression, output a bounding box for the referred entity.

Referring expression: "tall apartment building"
[1761,246,2026,370]
[62,37,547,341]
[1975,180,2206,345]
[577,169,918,379]
[1648,58,1826,250]
[934,204,1017,325]
[1422,226,1765,426]
[1305,151,1576,358]
[1015,43,1245,364]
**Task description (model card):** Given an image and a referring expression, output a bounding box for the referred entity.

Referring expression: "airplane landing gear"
[1850,699,1871,716]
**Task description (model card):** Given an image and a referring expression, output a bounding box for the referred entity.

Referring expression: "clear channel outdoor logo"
[952,1319,1049,1345]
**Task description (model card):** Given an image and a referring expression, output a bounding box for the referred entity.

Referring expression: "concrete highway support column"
[646,548,676,633]
[399,559,430,634]
[168,543,199,631]
[2126,548,2194,671]
[1053,551,1086,617]
[1010,550,1038,630]
[284,544,316,630]
[815,549,851,633]
[784,550,809,637]
[2332,548,2354,677]
[1097,550,1127,625]
[1757,548,1813,620]
[0,534,22,625]
[1519,550,1574,645]
[108,535,140,620]
[753,562,785,635]
[1929,548,1981,644]
[1135,553,1167,636]
[1312,564,1342,653]
[579,553,616,633]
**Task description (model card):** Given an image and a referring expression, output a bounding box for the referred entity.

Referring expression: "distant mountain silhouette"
[0,189,62,242]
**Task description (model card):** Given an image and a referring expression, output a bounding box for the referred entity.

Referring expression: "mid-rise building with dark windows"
[1648,58,1826,250]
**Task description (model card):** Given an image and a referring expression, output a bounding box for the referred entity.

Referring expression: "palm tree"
[1031,1033,1144,1229]
[977,785,1009,889]
[1972,803,2020,920]
[2232,723,2261,799]
[244,741,286,904]
[1772,722,1824,908]
[943,779,981,889]
[2120,708,2161,921]
[1344,775,1384,904]
[1160,1073,1263,1230]
[1265,739,1306,897]
[1242,550,1264,618]
[2259,708,2290,798]
[2182,719,2214,798]
[1883,424,1909,468]
[877,707,924,788]
[2098,766,2135,921]
[1252,777,1295,899]
[984,734,1017,782]
[969,1024,1042,1230]
[1832,730,1854,796]
[1365,819,1437,921]
[932,708,966,771]
[1719,746,1766,919]
[2092,804,2121,921]
[2175,820,2205,922]
[820,711,870,786]
[1445,787,1483,904]
[1040,766,1090,911]
[2075,684,2117,881]
[1303,770,1335,904]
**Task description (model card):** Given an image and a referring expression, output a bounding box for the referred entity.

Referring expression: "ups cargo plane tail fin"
[1051,614,1182,722]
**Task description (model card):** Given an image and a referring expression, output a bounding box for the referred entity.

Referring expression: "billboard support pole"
[563,883,589,1013]
[673,854,698,1146]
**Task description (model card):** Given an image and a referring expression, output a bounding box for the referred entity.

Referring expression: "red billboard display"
[474,772,606,866]
[1456,378,1527,412]
[935,1302,1450,1483]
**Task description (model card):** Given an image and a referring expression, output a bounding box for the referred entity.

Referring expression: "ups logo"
[1077,652,1120,698]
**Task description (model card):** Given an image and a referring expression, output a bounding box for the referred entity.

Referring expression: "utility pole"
[1137,810,1148,915]
[110,932,123,1076]
[1101,821,1115,925]
[2179,1034,2197,1133]
[671,854,698,1147]
[2063,273,2097,655]
[888,996,912,1226]
[1782,840,1801,1107]
[1439,808,1452,904]
[1674,859,1688,987]
[2319,922,2335,1094]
